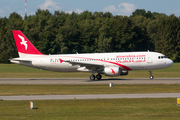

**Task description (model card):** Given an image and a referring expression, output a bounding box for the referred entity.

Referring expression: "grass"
[0,63,180,78]
[0,98,180,120]
[0,84,180,95]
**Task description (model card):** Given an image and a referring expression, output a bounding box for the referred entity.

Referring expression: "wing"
[64,60,104,72]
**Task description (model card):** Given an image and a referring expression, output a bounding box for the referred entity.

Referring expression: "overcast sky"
[1,0,180,18]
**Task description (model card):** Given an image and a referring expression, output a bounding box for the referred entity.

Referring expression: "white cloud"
[168,9,180,15]
[39,0,83,14]
[118,3,136,15]
[39,0,62,11]
[30,12,36,16]
[65,10,73,14]
[65,9,83,14]
[103,5,117,13]
[75,9,83,14]
[103,3,137,16]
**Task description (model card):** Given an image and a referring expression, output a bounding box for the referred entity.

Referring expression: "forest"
[0,9,180,63]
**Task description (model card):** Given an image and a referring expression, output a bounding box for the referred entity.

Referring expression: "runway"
[0,93,180,100]
[1,78,180,100]
[0,78,180,84]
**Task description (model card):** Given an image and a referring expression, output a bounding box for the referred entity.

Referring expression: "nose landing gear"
[149,70,154,79]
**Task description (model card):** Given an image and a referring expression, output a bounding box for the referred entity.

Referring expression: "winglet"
[12,30,44,57]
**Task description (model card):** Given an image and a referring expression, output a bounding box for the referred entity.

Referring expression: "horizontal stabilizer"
[10,58,31,62]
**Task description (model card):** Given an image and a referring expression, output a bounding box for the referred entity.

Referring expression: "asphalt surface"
[1,93,180,100]
[0,78,180,84]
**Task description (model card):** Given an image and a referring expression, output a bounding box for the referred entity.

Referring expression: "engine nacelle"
[120,69,129,76]
[103,67,128,76]
[104,67,120,76]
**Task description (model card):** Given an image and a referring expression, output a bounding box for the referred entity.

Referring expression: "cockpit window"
[158,56,167,59]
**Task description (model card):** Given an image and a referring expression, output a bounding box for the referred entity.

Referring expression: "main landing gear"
[90,74,102,80]
[149,70,154,79]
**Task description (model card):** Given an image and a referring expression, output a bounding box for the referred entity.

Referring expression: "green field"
[0,98,180,120]
[0,63,180,78]
[0,84,180,96]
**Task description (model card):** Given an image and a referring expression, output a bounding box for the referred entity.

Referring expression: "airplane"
[10,30,174,80]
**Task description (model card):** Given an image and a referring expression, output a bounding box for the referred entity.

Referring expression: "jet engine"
[103,67,128,76]
[120,69,129,75]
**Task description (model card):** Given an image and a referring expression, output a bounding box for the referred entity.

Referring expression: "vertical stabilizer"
[12,30,44,57]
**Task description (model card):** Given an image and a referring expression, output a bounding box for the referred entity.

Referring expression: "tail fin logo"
[18,35,28,50]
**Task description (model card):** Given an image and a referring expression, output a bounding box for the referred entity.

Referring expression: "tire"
[150,75,154,79]
[90,75,95,80]
[96,74,102,80]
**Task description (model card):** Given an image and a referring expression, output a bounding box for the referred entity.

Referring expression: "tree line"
[0,9,180,63]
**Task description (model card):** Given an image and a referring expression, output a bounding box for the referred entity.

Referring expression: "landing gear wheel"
[149,70,154,80]
[90,75,95,80]
[150,75,154,79]
[96,74,102,80]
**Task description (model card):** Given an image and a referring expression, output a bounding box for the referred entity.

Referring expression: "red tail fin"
[12,30,44,57]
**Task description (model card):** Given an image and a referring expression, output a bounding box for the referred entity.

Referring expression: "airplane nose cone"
[167,59,173,67]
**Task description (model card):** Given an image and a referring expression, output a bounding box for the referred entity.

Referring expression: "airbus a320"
[10,30,173,80]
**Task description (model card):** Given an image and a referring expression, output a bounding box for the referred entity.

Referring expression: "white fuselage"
[11,51,173,73]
